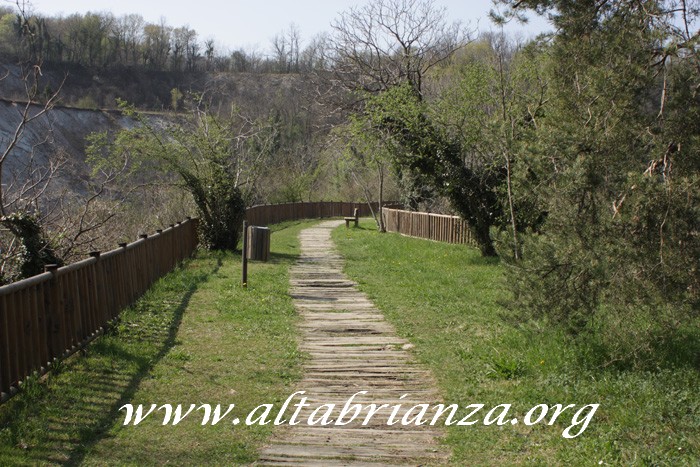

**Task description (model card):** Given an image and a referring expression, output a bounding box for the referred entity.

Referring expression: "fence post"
[43,264,62,364]
[0,293,10,398]
[89,251,106,333]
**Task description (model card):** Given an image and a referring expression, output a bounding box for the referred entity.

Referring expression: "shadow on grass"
[461,255,502,267]
[348,223,377,232]
[583,325,700,373]
[0,255,223,466]
[656,328,700,371]
[267,251,299,264]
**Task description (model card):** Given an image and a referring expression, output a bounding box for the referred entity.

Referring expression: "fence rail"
[245,201,393,226]
[382,207,476,246]
[0,218,198,402]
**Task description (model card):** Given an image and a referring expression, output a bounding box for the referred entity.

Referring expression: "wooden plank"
[261,443,444,460]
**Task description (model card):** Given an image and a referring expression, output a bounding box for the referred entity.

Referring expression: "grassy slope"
[333,220,699,466]
[0,220,316,466]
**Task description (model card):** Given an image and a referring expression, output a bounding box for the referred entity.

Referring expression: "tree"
[328,0,484,241]
[491,0,700,362]
[300,33,330,72]
[0,63,157,283]
[0,70,64,281]
[335,115,396,231]
[204,38,215,71]
[329,0,470,96]
[358,83,504,255]
[90,98,277,250]
[0,4,130,282]
[430,34,550,259]
[0,3,63,282]
[0,8,19,58]
[272,24,302,73]
[110,13,144,65]
[142,19,171,69]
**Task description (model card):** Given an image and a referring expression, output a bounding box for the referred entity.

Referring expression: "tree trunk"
[504,153,519,260]
[473,220,497,257]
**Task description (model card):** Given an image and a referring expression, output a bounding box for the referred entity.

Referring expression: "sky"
[30,0,551,54]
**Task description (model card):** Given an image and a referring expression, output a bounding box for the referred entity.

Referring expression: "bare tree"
[300,32,330,72]
[0,64,140,281]
[272,23,302,73]
[0,4,142,282]
[111,13,145,65]
[204,38,215,71]
[329,0,472,97]
[0,60,66,280]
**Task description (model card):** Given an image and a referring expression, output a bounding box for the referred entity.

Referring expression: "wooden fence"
[0,218,199,403]
[0,201,398,403]
[245,201,392,226]
[382,207,476,246]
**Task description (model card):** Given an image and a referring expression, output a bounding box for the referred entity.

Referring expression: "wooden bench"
[344,208,359,228]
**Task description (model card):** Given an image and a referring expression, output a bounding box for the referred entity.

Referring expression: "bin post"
[242,220,248,287]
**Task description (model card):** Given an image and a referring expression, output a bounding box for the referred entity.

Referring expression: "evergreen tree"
[494,0,700,363]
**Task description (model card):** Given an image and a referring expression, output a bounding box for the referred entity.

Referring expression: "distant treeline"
[0,7,327,73]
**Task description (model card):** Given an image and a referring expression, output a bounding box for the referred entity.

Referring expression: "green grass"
[3,218,697,465]
[0,219,317,466]
[334,220,700,465]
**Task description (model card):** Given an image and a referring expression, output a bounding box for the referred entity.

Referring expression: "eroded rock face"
[0,98,135,195]
[0,62,314,189]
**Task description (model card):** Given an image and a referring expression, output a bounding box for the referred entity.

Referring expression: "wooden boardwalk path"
[257,220,449,466]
